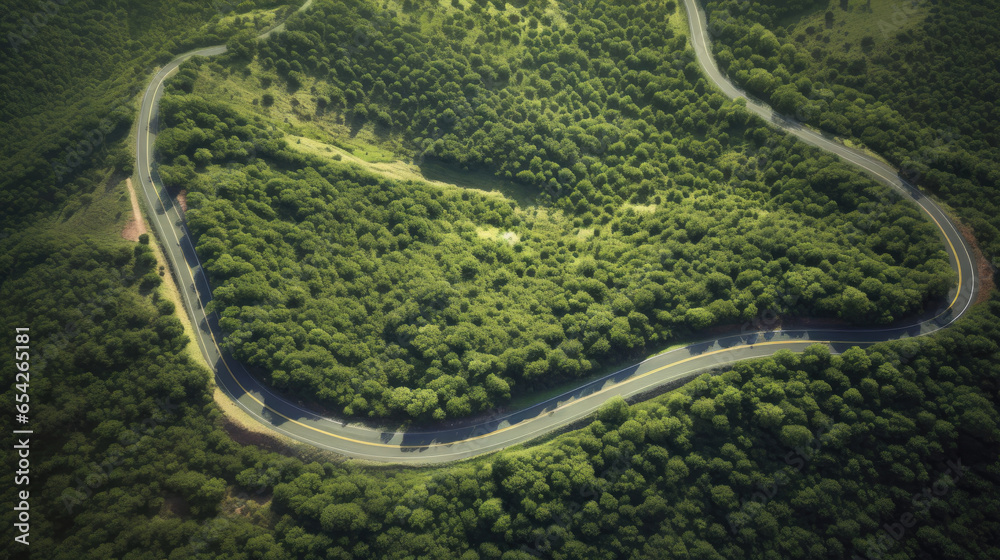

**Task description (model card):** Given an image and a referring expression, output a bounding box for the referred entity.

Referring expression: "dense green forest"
[2,0,1000,558]
[700,0,1000,258]
[0,0,297,230]
[3,227,999,558]
[264,306,1000,560]
[155,0,955,419]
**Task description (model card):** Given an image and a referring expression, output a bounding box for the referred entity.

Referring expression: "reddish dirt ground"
[160,495,189,517]
[121,178,147,242]
[175,189,188,212]
[163,183,188,213]
[221,418,296,457]
[955,221,996,303]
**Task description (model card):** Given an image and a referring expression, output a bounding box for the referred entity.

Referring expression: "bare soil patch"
[159,494,189,517]
[175,189,188,212]
[120,178,147,241]
[955,221,995,303]
[220,408,297,457]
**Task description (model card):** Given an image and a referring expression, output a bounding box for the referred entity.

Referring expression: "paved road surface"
[133,0,979,462]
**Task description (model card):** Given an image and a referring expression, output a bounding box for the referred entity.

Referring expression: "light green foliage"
[156,0,952,419]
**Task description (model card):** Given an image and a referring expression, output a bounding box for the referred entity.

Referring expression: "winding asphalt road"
[134,0,979,463]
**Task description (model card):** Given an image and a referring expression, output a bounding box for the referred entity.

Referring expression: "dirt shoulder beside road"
[120,178,147,241]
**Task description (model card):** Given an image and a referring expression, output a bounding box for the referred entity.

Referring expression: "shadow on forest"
[418,159,538,207]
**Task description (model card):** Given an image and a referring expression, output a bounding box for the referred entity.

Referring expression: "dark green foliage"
[2,1,998,558]
[6,225,998,559]
[261,297,1000,560]
[703,0,1000,258]
[0,0,297,232]
[0,236,218,552]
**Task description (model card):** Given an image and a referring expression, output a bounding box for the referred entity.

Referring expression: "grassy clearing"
[193,58,363,148]
[669,0,690,38]
[475,226,520,244]
[203,6,287,38]
[418,160,538,206]
[48,172,134,245]
[185,0,560,212]
[288,135,405,173]
[780,0,930,63]
[330,137,397,163]
[623,203,658,214]
[191,47,544,208]
[285,134,541,206]
[10,154,210,376]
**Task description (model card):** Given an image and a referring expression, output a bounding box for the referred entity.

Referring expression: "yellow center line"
[139,1,972,455]
[847,165,963,313]
[920,203,963,311]
[209,337,870,449]
[685,0,965,314]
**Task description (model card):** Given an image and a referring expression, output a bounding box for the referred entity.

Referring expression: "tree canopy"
[153,0,956,420]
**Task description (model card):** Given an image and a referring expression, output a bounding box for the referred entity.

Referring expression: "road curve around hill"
[134,0,979,463]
